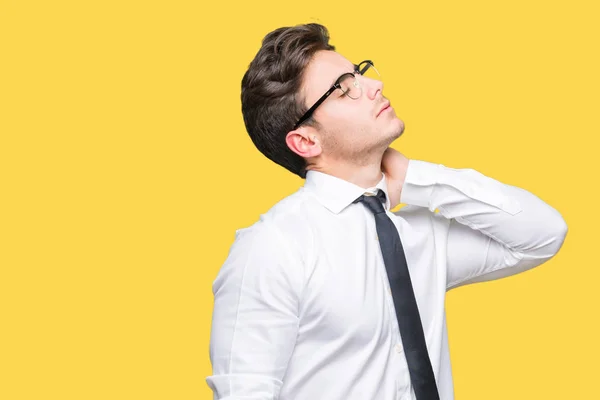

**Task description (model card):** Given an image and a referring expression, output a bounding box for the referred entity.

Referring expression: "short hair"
[241,23,335,178]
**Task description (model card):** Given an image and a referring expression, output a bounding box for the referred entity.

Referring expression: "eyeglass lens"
[338,62,381,99]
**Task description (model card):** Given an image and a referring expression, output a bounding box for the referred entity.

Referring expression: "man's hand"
[381,147,410,209]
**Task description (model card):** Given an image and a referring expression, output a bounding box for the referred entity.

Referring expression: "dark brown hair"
[241,23,335,179]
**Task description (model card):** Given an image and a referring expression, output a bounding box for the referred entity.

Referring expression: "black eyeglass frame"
[292,60,377,130]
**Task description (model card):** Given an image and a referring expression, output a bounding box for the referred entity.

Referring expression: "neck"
[307,151,385,189]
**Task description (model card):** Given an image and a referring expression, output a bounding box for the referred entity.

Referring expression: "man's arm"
[383,149,568,291]
[206,223,301,399]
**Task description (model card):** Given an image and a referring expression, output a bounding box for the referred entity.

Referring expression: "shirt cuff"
[206,373,283,399]
[399,159,441,209]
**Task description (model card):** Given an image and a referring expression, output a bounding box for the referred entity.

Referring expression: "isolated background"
[1,1,598,399]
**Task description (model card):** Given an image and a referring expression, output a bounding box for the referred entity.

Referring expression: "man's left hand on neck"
[381,147,410,209]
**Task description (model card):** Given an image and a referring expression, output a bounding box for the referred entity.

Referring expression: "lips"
[376,101,391,117]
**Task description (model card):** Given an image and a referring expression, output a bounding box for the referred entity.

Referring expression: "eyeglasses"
[293,60,380,130]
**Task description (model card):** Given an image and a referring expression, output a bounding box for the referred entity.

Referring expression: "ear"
[285,127,322,158]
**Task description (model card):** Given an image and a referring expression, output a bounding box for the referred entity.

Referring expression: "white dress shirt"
[206,159,568,400]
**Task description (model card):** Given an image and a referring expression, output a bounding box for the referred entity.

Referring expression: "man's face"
[300,50,405,160]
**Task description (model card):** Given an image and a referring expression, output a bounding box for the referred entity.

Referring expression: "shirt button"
[395,343,403,353]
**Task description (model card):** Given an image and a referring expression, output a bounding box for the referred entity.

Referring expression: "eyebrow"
[328,64,357,87]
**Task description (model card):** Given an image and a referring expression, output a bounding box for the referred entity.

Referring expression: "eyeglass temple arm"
[293,85,337,129]
[358,60,374,75]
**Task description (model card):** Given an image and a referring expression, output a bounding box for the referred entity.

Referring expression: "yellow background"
[1,0,598,399]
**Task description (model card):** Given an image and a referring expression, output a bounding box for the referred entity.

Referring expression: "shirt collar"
[303,170,391,214]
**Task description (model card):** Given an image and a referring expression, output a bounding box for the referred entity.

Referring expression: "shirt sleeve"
[205,223,302,399]
[399,160,568,291]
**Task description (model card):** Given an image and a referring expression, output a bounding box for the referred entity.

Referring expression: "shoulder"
[214,199,308,298]
[227,188,316,268]
[236,187,314,240]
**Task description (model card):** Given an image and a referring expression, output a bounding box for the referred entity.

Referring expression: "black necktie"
[354,190,440,400]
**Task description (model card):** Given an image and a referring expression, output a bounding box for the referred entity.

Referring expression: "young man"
[206,23,568,400]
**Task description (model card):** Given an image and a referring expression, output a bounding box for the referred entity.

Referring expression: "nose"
[365,77,383,100]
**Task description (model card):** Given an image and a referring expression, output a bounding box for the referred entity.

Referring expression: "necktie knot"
[354,189,387,215]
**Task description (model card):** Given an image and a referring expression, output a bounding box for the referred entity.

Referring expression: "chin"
[388,119,405,141]
[395,117,405,133]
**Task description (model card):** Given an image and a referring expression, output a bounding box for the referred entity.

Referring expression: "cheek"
[329,103,369,126]
[318,101,374,137]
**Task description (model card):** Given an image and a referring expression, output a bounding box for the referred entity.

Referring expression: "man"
[206,23,568,400]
